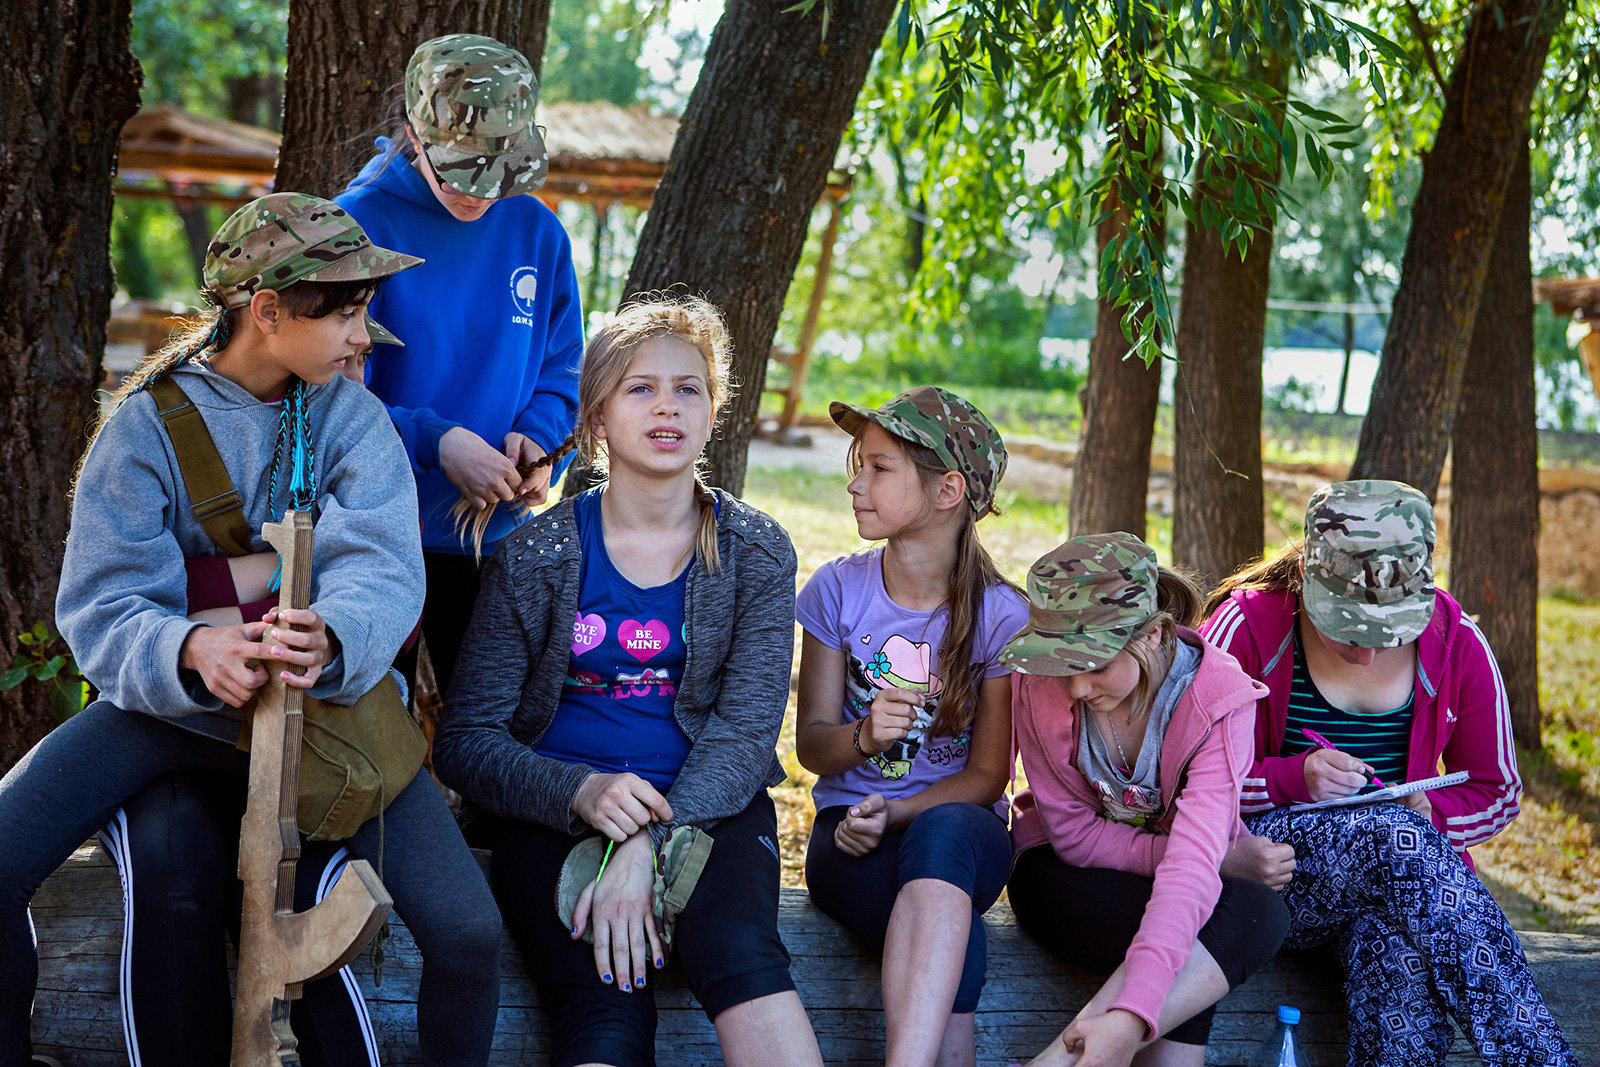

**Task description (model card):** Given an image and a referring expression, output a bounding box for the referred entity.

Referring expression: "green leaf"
[30,621,50,643]
[0,668,28,690]
[38,655,66,681]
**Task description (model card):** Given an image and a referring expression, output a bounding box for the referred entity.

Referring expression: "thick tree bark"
[622,0,898,495]
[0,0,140,768]
[1451,141,1539,748]
[1070,176,1163,539]
[1350,0,1565,497]
[1172,58,1287,590]
[277,0,550,197]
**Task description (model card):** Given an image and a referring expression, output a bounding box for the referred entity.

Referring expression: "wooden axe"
[231,511,391,1066]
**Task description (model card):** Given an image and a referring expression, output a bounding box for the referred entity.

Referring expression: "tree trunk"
[1172,57,1287,590]
[277,0,550,197]
[1451,140,1539,749]
[1349,0,1565,497]
[0,0,140,768]
[1070,175,1163,539]
[622,0,898,495]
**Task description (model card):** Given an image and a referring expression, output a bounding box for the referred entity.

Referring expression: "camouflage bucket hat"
[1302,479,1436,648]
[829,386,1006,517]
[406,33,549,199]
[1000,533,1159,676]
[203,193,421,345]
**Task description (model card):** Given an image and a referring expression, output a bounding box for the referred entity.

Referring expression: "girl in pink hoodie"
[1004,533,1286,1067]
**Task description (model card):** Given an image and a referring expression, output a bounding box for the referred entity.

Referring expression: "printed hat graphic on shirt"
[406,33,549,199]
[863,635,944,695]
[828,386,1007,518]
[203,192,421,346]
[1302,479,1436,648]
[1000,532,1159,676]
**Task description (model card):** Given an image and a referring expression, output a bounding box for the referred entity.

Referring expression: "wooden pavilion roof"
[1534,277,1600,319]
[113,101,849,209]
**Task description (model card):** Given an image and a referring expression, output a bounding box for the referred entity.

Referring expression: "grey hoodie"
[56,362,424,744]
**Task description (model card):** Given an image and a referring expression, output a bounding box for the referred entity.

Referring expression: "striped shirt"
[1283,633,1412,787]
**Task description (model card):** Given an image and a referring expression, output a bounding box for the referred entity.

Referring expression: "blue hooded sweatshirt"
[337,139,584,554]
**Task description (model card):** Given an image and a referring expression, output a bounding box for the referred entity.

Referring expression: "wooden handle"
[232,510,390,1067]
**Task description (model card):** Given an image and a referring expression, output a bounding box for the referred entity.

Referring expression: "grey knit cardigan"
[433,489,795,847]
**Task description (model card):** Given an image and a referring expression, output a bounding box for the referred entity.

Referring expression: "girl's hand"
[439,426,520,510]
[1045,1009,1145,1067]
[260,606,336,689]
[834,793,890,856]
[860,688,925,753]
[180,622,271,707]
[1397,788,1433,821]
[1303,746,1372,801]
[1220,835,1297,889]
[573,772,674,841]
[504,432,553,506]
[569,833,662,991]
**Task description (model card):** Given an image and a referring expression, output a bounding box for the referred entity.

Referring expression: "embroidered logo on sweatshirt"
[509,266,539,324]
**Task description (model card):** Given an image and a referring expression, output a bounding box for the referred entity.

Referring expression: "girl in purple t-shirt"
[795,387,1027,1067]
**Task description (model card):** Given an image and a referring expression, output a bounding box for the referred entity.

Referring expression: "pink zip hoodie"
[1010,627,1267,1037]
[1200,587,1521,858]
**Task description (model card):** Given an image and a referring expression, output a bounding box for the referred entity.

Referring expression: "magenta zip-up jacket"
[1200,587,1522,860]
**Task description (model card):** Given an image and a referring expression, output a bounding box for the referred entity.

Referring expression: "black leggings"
[1007,845,1289,1046]
[490,793,796,1067]
[396,552,484,701]
[102,771,377,1067]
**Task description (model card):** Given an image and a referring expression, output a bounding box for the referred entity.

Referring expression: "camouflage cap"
[1000,533,1159,676]
[1302,479,1436,648]
[406,34,549,199]
[203,193,421,345]
[829,386,1007,517]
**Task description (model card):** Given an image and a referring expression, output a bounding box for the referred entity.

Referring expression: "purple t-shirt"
[534,488,692,790]
[796,548,1028,811]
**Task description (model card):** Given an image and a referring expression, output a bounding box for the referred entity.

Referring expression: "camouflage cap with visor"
[1001,533,1159,676]
[1302,479,1436,648]
[203,193,421,346]
[406,33,549,199]
[829,386,1006,518]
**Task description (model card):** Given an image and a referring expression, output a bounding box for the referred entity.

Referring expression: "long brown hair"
[848,433,1021,739]
[1120,566,1206,723]
[1199,539,1305,621]
[583,294,734,572]
[73,278,375,501]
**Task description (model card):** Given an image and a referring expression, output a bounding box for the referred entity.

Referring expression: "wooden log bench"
[32,844,1599,1065]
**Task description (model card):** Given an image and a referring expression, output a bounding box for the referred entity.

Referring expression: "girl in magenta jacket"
[1200,479,1574,1067]
[1004,534,1286,1067]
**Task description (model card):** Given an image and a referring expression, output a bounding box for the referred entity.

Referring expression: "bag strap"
[149,375,254,557]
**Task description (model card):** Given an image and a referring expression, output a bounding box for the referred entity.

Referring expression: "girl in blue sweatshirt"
[337,33,585,699]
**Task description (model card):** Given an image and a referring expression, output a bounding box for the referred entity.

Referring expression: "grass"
[742,448,1600,932]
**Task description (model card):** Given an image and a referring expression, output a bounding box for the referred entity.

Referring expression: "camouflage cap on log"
[828,386,1006,517]
[1302,479,1436,648]
[203,193,421,345]
[1001,533,1159,676]
[406,33,549,199]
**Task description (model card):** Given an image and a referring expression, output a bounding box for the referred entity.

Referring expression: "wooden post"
[1580,325,1600,406]
[232,511,391,1067]
[778,195,845,432]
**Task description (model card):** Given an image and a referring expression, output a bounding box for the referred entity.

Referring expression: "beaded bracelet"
[852,718,870,758]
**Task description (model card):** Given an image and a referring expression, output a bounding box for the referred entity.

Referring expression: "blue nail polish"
[634,977,645,988]
[655,957,664,967]
[570,925,578,935]
[621,982,632,994]
[602,973,612,984]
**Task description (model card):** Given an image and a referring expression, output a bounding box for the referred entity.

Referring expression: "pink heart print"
[619,619,670,663]
[571,612,606,656]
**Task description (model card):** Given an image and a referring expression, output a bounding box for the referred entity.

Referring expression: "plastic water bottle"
[1247,1005,1301,1067]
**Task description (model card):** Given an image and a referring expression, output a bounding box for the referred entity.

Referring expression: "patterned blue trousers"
[1249,804,1575,1067]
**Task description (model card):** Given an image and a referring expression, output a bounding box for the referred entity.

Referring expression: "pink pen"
[1301,727,1386,788]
